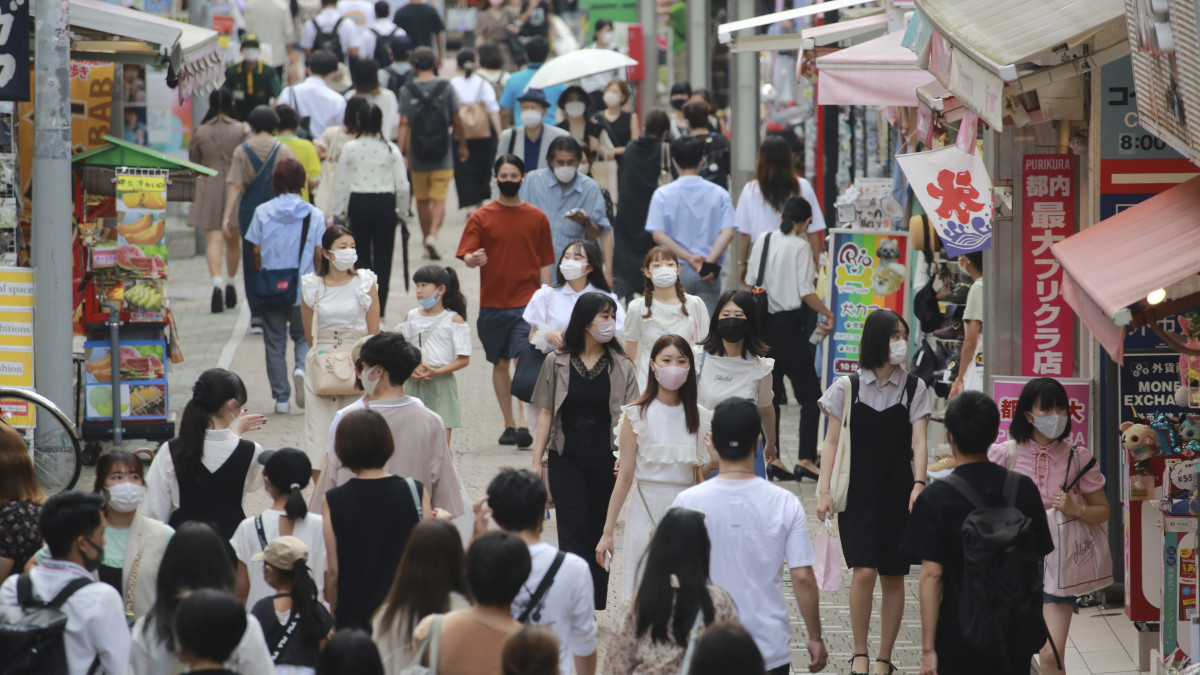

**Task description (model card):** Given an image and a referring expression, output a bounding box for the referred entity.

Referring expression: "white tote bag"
[828,376,853,513]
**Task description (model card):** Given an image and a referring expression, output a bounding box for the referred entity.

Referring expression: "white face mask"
[650,267,678,288]
[1030,413,1068,440]
[361,365,382,397]
[106,482,146,513]
[603,90,622,109]
[564,101,587,118]
[600,32,615,47]
[553,166,577,183]
[331,249,357,271]
[888,339,907,365]
[243,48,261,62]
[578,162,590,175]
[520,108,544,128]
[559,259,587,281]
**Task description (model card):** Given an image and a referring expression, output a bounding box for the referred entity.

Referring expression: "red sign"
[1021,154,1075,377]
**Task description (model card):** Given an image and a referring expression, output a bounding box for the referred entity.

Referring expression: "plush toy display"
[1174,315,1200,408]
[1122,421,1161,466]
[1180,414,1200,443]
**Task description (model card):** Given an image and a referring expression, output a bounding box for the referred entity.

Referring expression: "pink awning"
[1051,176,1200,363]
[816,30,936,107]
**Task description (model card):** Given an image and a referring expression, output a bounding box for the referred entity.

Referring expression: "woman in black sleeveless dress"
[321,407,431,632]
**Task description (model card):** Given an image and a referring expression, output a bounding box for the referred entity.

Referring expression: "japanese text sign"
[896,145,994,257]
[822,229,909,383]
[0,0,29,101]
[993,377,1090,448]
[115,175,166,193]
[1021,155,1075,378]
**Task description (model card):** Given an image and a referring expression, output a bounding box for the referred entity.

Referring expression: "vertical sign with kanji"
[1021,154,1075,377]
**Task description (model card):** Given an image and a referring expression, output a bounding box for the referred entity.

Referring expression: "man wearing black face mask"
[457,154,557,446]
[0,491,130,673]
[668,81,692,140]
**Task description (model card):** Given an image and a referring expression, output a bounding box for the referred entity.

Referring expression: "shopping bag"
[1044,503,1113,596]
[812,518,843,591]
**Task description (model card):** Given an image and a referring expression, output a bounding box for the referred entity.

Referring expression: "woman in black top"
[322,407,432,631]
[587,79,639,169]
[531,292,638,609]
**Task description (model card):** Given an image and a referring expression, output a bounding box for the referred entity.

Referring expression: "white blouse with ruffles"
[301,269,376,334]
[616,400,713,485]
[693,346,775,409]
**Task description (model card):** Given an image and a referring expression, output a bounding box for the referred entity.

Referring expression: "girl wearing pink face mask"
[596,334,717,599]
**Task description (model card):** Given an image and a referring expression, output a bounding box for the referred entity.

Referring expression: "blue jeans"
[261,305,308,401]
[679,263,721,313]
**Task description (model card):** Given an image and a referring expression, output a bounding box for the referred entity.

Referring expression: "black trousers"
[548,449,615,610]
[347,192,397,314]
[766,308,821,464]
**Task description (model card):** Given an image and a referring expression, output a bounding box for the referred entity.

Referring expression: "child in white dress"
[623,246,710,392]
[398,266,472,445]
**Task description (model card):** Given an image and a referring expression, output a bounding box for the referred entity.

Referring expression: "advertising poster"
[113,170,169,290]
[822,229,909,382]
[1021,154,1075,378]
[896,144,994,256]
[992,377,1090,447]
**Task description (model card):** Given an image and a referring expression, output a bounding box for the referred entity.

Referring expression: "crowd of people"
[0,3,1111,674]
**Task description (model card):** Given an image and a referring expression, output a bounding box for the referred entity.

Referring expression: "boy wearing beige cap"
[249,536,333,672]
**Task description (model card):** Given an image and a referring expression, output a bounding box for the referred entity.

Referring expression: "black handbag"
[254,212,312,310]
[749,232,773,329]
[510,346,548,403]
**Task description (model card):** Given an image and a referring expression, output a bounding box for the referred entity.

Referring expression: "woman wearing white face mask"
[814,309,929,675]
[581,19,627,114]
[986,377,1109,675]
[596,334,715,599]
[301,225,381,481]
[30,450,174,623]
[531,292,638,609]
[624,246,710,392]
[556,85,591,144]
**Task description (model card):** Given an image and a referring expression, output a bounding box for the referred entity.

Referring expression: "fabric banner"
[896,145,994,257]
[822,229,909,383]
[993,376,1090,448]
[1021,154,1075,377]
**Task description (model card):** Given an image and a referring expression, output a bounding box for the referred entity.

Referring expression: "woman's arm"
[236,561,250,604]
[322,497,338,615]
[0,558,12,580]
[531,407,554,474]
[1065,489,1111,525]
[815,396,843,522]
[596,417,637,566]
[301,300,315,346]
[761,403,777,463]
[624,340,638,366]
[422,486,434,520]
[366,284,382,334]
[910,416,929,511]
[629,113,641,141]
[332,147,351,219]
[430,355,470,376]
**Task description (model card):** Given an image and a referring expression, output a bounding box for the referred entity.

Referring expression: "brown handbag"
[460,79,492,141]
[308,280,360,397]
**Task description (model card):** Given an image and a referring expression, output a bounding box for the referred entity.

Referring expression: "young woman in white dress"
[300,224,380,481]
[623,246,710,392]
[596,334,714,599]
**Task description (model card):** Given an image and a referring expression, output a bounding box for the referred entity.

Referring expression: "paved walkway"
[115,189,1150,674]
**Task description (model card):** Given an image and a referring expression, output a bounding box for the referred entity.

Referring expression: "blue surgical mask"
[417,292,442,310]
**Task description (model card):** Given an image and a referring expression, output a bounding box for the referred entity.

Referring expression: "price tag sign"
[116,174,167,193]
[1170,459,1198,492]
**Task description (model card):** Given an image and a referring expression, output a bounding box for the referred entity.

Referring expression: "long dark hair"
[317,224,355,277]
[412,265,469,320]
[634,508,715,647]
[357,103,384,138]
[374,520,473,643]
[780,195,812,235]
[699,290,768,358]
[859,309,909,371]
[755,136,799,213]
[203,88,237,123]
[562,292,627,358]
[344,96,370,135]
[148,522,236,649]
[634,335,699,434]
[173,369,247,485]
[1009,377,1073,444]
[640,246,689,319]
[554,240,610,292]
[268,557,325,645]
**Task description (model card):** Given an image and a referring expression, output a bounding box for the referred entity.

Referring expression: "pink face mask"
[654,365,689,391]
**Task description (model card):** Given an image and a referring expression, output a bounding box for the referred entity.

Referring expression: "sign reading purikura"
[1021,154,1075,377]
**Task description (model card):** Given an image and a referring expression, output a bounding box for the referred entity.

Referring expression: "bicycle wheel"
[0,388,82,496]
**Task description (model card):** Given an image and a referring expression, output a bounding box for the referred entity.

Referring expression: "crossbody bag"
[308,277,360,397]
[255,212,312,309]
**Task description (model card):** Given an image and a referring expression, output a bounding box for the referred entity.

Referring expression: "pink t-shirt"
[987,440,1106,509]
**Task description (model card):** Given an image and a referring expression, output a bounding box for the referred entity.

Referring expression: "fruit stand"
[72,137,216,463]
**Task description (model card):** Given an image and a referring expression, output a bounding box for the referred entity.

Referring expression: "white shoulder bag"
[828,376,854,513]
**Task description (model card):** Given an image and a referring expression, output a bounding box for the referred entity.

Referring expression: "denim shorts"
[477,307,530,364]
[1044,592,1079,609]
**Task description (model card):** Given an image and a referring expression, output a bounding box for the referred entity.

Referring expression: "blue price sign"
[1119,352,1189,422]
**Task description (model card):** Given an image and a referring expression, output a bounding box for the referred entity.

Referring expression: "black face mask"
[80,537,104,572]
[717,317,749,343]
[670,98,686,110]
[497,180,521,197]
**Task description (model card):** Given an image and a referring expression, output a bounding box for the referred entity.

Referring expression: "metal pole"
[687,0,709,89]
[729,0,759,283]
[33,0,73,421]
[639,0,658,111]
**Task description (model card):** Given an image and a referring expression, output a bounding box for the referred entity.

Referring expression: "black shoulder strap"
[297,212,313,266]
[903,372,919,409]
[48,577,94,609]
[255,515,268,549]
[848,373,860,406]
[753,232,772,289]
[16,573,33,606]
[518,551,566,623]
[1002,470,1021,507]
[941,473,983,509]
[1063,446,1097,494]
[507,129,517,155]
[431,79,449,98]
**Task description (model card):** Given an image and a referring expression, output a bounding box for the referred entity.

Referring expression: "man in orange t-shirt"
[457,153,556,447]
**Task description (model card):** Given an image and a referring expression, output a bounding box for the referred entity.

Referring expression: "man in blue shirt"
[520,135,613,287]
[645,135,736,309]
[499,37,566,128]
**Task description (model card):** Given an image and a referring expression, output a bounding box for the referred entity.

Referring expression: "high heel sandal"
[793,464,820,481]
[850,653,870,675]
[766,464,796,482]
[875,658,898,674]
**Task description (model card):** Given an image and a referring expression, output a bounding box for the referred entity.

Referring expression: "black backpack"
[312,16,346,62]
[371,26,396,67]
[0,575,97,675]
[941,472,1055,670]
[384,65,416,102]
[403,80,451,162]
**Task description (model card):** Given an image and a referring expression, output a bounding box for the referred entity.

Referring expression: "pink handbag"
[1044,447,1113,596]
[813,518,844,591]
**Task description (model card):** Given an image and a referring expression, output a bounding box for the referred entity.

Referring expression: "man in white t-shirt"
[477,468,597,675]
[277,51,348,140]
[672,397,828,674]
[950,250,984,399]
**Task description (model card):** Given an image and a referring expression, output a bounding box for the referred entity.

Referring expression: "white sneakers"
[274,400,290,415]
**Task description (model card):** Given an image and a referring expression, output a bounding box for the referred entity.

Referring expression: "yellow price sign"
[116,174,167,193]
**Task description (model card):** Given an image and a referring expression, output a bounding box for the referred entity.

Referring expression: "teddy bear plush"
[1181,414,1200,443]
[1121,421,1161,465]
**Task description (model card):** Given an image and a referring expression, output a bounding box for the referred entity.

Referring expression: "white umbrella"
[526,48,639,90]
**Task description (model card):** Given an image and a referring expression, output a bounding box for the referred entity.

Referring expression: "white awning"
[718,0,881,46]
[801,14,889,48]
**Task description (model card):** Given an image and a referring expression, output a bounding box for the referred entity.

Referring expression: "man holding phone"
[645,135,736,310]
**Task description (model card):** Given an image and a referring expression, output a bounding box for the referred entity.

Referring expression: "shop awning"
[801,14,889,48]
[718,0,880,52]
[66,0,224,100]
[1051,176,1200,363]
[73,136,217,176]
[815,30,936,107]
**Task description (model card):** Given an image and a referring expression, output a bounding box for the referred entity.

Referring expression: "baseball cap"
[251,535,309,570]
[257,447,311,491]
[711,397,762,457]
[241,34,261,49]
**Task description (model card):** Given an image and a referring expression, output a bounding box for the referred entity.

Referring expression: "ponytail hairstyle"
[780,195,813,235]
[412,265,469,321]
[640,246,689,320]
[633,335,699,434]
[318,224,355,277]
[269,558,324,645]
[174,369,247,485]
[262,448,312,521]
